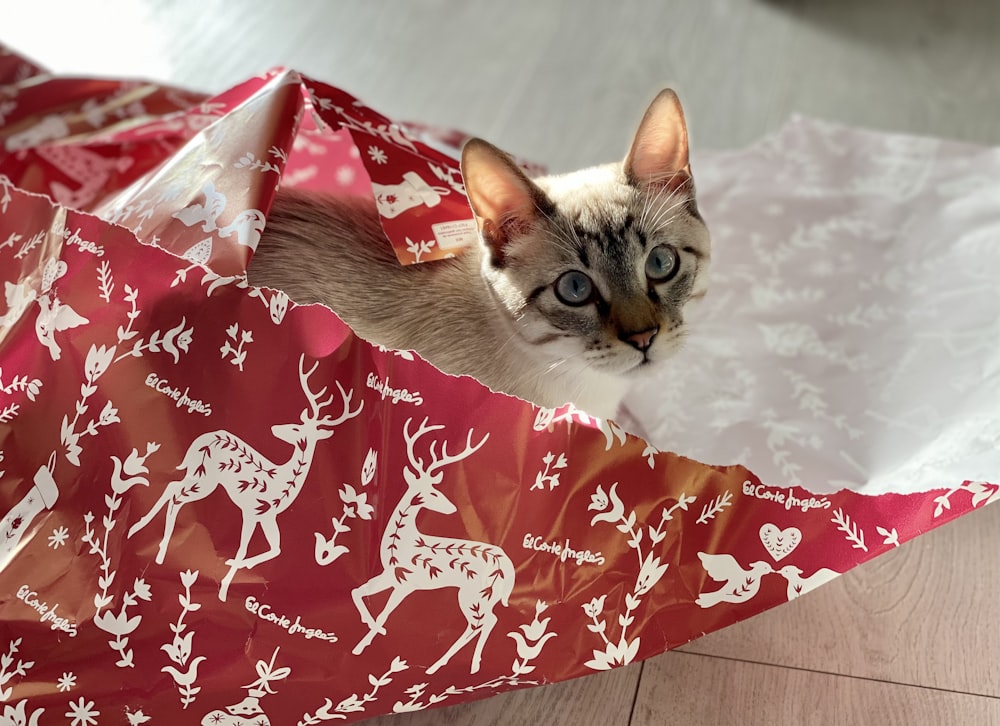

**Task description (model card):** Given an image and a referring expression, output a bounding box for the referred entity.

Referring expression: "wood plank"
[635,651,1000,726]
[8,0,1000,165]
[781,0,1000,145]
[680,503,1000,696]
[361,663,641,726]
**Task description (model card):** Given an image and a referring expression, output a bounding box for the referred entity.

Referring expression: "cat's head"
[461,89,710,381]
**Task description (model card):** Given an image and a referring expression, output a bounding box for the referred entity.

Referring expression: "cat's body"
[250,90,710,419]
[251,188,634,415]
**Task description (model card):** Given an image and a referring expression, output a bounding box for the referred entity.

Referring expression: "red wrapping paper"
[0,46,997,724]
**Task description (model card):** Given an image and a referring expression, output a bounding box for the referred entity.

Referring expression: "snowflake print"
[336,165,356,186]
[48,526,69,548]
[57,671,76,692]
[368,145,388,164]
[65,697,99,725]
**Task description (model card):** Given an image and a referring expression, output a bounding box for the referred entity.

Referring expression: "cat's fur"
[250,90,710,419]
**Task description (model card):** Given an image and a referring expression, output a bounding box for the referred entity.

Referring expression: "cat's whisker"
[638,173,666,230]
[536,351,587,391]
[649,212,682,237]
[638,186,651,229]
[644,187,689,235]
[554,225,582,258]
[645,168,689,188]
[640,185,677,234]
[541,231,576,257]
[647,199,689,238]
[645,175,688,211]
[495,327,526,356]
[566,219,586,252]
[544,358,569,375]
[531,200,579,257]
[537,197,587,255]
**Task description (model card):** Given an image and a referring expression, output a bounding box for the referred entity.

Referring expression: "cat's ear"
[624,89,691,191]
[462,138,546,266]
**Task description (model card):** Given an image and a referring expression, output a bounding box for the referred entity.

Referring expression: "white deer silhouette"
[351,417,513,674]
[128,356,363,600]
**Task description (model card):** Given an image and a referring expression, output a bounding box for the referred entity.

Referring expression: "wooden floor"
[8,1,1000,723]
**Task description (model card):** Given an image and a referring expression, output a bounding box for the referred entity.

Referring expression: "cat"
[250,89,710,420]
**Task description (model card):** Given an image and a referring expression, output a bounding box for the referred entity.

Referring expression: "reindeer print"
[127,355,363,601]
[351,417,515,674]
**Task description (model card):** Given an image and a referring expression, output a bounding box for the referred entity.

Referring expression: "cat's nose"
[621,327,659,352]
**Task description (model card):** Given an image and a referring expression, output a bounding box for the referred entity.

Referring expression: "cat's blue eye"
[554,270,594,306]
[645,244,680,282]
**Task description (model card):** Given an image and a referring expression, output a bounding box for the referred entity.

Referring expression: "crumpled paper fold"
[0,46,996,724]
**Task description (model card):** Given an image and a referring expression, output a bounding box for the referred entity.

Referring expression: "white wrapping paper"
[628,116,1000,495]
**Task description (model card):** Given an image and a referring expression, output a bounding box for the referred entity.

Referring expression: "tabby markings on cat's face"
[491,163,710,378]
[462,88,709,388]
